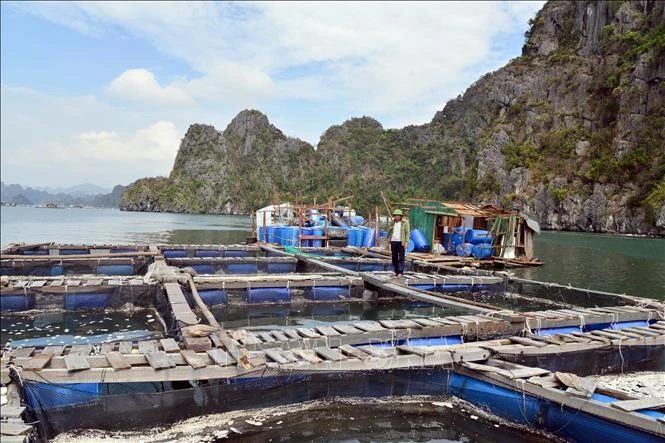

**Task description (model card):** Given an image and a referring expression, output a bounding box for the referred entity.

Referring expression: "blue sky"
[1,1,544,189]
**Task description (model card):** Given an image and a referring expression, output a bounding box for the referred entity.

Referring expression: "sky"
[1,1,545,189]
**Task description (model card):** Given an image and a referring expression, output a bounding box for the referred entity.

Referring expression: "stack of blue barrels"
[461,229,493,259]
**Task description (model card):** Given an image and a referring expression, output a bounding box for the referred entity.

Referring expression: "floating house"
[405,200,540,262]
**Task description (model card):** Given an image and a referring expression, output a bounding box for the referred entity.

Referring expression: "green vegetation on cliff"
[121,0,665,235]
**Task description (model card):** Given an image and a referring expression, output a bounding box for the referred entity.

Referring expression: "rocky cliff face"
[121,0,665,234]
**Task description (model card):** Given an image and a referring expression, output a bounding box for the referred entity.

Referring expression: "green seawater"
[1,206,663,299]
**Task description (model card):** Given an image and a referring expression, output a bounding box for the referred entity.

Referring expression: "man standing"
[387,208,410,277]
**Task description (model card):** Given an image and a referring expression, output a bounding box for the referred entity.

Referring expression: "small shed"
[405,200,539,260]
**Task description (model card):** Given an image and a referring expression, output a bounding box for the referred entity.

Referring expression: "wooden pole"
[185,275,250,368]
[1,251,160,260]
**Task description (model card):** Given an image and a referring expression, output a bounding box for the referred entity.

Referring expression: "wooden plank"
[41,345,66,356]
[380,319,421,329]
[145,351,176,370]
[283,329,302,340]
[183,336,212,352]
[258,332,276,343]
[332,324,363,335]
[100,343,115,354]
[29,280,46,288]
[505,367,551,379]
[314,347,347,361]
[66,279,81,286]
[412,318,446,327]
[611,398,665,412]
[64,353,90,372]
[0,422,32,436]
[180,350,208,369]
[353,321,386,332]
[238,333,262,346]
[206,349,235,367]
[138,340,158,354]
[315,326,341,337]
[270,330,290,342]
[0,406,25,418]
[509,336,548,348]
[118,342,133,354]
[339,344,371,360]
[279,350,300,363]
[264,349,290,364]
[591,330,633,340]
[160,338,180,353]
[356,346,396,358]
[397,345,435,357]
[15,353,52,370]
[296,328,321,339]
[105,351,131,370]
[9,348,35,358]
[293,349,322,364]
[69,344,92,355]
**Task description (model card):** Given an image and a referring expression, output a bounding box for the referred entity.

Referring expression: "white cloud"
[107,69,192,107]
[3,121,181,186]
[10,1,545,120]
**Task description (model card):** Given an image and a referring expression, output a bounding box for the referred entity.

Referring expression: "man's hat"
[392,209,403,216]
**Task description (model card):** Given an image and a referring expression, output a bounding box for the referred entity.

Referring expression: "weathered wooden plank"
[238,333,262,346]
[625,327,663,337]
[296,328,321,339]
[9,348,35,358]
[412,318,446,327]
[505,367,551,379]
[66,279,81,286]
[270,330,290,342]
[380,319,421,329]
[69,344,92,355]
[41,345,66,357]
[293,349,322,364]
[138,340,158,354]
[206,349,235,367]
[397,345,435,357]
[100,343,115,354]
[353,321,386,332]
[64,353,91,372]
[0,406,26,418]
[338,344,371,360]
[315,326,341,337]
[264,349,290,364]
[283,329,302,340]
[14,353,52,370]
[509,336,548,348]
[160,338,180,353]
[279,350,300,363]
[591,330,633,340]
[258,332,276,343]
[0,422,32,436]
[180,350,208,369]
[356,346,396,358]
[145,351,175,370]
[118,342,133,354]
[29,280,46,288]
[332,324,363,335]
[183,336,212,352]
[314,347,347,361]
[105,351,131,370]
[611,398,665,412]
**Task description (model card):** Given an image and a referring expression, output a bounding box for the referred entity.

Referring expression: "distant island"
[0,181,126,208]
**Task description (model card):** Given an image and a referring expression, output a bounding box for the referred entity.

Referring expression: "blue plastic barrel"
[258,227,267,242]
[362,228,376,247]
[379,230,388,238]
[410,228,429,252]
[301,227,313,247]
[266,225,278,243]
[471,244,493,259]
[313,227,325,247]
[347,228,358,247]
[451,230,463,249]
[465,229,493,244]
[456,243,473,257]
[406,241,415,253]
[356,227,367,246]
[353,215,365,226]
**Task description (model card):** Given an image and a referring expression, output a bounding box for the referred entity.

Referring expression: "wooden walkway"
[2,316,662,385]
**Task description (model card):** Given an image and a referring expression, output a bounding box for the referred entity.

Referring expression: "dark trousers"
[391,241,405,276]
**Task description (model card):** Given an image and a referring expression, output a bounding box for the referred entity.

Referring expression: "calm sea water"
[2,206,662,299]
